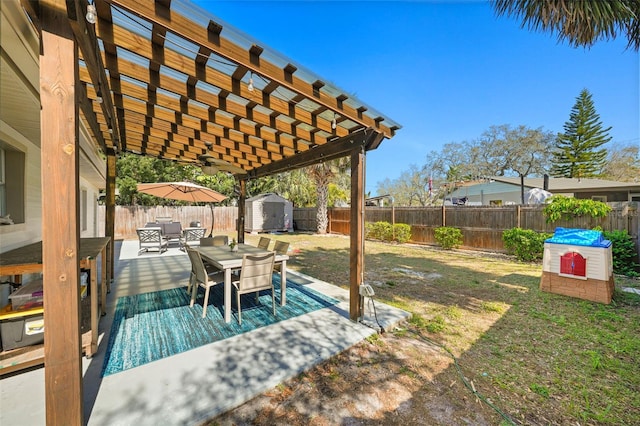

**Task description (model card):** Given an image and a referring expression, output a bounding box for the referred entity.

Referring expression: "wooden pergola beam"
[248,128,383,179]
[66,0,119,150]
[78,82,107,152]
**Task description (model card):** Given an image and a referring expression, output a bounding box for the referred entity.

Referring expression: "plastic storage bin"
[0,309,44,351]
[9,280,43,311]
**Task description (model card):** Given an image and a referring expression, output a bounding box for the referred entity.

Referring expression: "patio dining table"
[195,244,288,323]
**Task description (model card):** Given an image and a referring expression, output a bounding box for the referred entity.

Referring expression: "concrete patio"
[0,240,409,425]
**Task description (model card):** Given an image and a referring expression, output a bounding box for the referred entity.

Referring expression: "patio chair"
[273,240,290,272]
[257,236,271,250]
[200,237,214,246]
[162,221,183,244]
[212,235,229,246]
[180,227,206,250]
[186,247,223,318]
[136,227,168,255]
[232,252,276,324]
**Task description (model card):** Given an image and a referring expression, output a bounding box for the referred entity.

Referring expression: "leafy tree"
[116,153,199,205]
[551,89,611,178]
[115,153,245,206]
[271,169,316,207]
[493,0,640,51]
[246,175,278,198]
[477,125,554,178]
[601,141,640,182]
[379,125,554,206]
[376,164,433,206]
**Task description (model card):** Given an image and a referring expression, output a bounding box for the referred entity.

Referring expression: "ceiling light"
[95,96,103,104]
[247,73,254,92]
[331,114,337,130]
[86,3,97,24]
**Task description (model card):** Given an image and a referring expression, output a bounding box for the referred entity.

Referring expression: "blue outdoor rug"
[101,275,339,376]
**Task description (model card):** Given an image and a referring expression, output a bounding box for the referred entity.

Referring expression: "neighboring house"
[0,1,106,255]
[448,177,640,206]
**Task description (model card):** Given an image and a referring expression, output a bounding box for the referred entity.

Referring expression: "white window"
[0,144,25,224]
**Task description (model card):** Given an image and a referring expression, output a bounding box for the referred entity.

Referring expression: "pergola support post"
[105,149,117,286]
[39,0,83,423]
[237,179,246,243]
[349,146,366,321]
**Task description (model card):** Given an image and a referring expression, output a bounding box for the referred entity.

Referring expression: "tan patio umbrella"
[136,181,227,236]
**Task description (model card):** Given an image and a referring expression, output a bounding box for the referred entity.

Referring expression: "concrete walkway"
[1,241,409,425]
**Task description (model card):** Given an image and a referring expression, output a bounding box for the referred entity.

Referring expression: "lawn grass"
[244,232,640,425]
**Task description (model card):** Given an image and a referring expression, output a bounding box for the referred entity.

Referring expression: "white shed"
[245,193,293,233]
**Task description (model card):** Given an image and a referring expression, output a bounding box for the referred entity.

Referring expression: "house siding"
[0,1,105,263]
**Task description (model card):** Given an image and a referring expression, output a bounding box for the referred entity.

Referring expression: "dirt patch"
[207,331,501,426]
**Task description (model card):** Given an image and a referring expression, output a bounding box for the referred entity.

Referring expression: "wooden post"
[517,205,521,228]
[40,1,83,423]
[350,147,365,321]
[442,204,446,227]
[237,179,246,243]
[105,149,116,289]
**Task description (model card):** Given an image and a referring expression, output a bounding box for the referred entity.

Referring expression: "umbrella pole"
[209,203,214,237]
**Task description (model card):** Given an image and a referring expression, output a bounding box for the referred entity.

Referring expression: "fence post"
[442,204,446,227]
[517,205,521,228]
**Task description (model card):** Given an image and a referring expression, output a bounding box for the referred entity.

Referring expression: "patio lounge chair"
[136,227,168,255]
[186,247,223,318]
[257,236,271,250]
[232,252,276,324]
[180,227,206,250]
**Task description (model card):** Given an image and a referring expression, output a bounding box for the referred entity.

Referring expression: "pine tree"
[551,89,611,178]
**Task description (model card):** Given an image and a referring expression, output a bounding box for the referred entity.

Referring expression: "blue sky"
[195,1,639,194]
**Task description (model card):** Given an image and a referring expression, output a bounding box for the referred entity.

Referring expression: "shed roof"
[246,192,290,202]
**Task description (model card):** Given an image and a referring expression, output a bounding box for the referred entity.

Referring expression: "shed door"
[263,202,284,230]
[560,252,586,277]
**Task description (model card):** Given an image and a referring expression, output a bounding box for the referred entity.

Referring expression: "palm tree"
[493,0,639,51]
[308,158,350,234]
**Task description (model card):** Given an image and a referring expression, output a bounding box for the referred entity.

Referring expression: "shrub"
[543,195,611,223]
[392,223,412,243]
[502,227,553,262]
[366,221,412,243]
[602,229,640,277]
[434,226,463,249]
[365,221,393,241]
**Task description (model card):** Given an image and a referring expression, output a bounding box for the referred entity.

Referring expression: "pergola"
[23,0,399,423]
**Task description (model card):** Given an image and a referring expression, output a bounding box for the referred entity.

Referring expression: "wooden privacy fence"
[98,206,238,239]
[102,204,639,253]
[294,204,639,253]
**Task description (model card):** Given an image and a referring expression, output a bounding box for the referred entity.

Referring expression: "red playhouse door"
[560,252,586,277]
